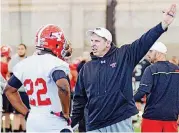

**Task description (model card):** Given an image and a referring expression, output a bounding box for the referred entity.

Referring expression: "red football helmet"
[0,45,12,58]
[35,24,69,59]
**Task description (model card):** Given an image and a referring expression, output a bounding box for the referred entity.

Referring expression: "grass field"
[134,127,141,132]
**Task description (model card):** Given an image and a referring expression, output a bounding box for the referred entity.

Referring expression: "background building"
[1,0,179,58]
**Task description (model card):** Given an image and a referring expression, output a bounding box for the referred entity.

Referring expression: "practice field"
[134,127,140,132]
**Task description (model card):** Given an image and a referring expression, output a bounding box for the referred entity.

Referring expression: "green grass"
[134,127,141,132]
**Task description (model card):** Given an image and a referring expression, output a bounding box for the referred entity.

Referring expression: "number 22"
[24,78,51,106]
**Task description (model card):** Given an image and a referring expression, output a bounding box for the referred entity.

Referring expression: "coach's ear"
[106,40,111,48]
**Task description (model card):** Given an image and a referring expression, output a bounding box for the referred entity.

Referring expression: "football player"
[133,55,151,93]
[0,45,13,132]
[4,24,73,132]
[8,44,30,132]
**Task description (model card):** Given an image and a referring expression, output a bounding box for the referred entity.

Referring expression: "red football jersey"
[0,61,8,80]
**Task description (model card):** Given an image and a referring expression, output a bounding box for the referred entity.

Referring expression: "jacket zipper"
[98,59,106,95]
[97,59,100,95]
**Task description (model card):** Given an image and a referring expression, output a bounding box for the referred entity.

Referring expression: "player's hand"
[51,111,72,126]
[62,113,72,126]
[162,4,177,29]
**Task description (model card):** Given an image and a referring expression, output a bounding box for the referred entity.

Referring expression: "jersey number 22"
[24,78,51,106]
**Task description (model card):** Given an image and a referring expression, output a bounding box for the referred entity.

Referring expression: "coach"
[71,4,177,132]
[134,42,179,132]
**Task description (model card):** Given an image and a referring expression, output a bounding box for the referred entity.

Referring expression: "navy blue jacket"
[134,61,179,121]
[72,23,167,131]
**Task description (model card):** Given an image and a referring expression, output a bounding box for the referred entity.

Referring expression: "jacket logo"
[110,62,117,68]
[101,60,106,64]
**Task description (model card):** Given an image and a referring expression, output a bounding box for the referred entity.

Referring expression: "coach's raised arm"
[71,4,177,132]
[126,4,176,67]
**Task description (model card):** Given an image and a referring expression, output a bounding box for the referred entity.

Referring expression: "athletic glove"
[51,111,72,126]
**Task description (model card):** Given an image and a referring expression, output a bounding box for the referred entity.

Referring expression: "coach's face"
[147,50,157,63]
[90,33,110,57]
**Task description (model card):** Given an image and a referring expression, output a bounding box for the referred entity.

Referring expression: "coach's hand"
[162,4,177,30]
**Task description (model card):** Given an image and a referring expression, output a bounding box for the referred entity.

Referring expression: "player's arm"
[52,70,71,118]
[4,75,29,116]
[134,67,153,102]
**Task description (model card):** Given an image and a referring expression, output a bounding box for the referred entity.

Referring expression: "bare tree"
[106,0,117,45]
